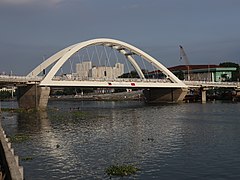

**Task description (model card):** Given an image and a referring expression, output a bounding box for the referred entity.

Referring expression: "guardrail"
[0,75,42,83]
[2,75,240,88]
[184,80,240,88]
[52,76,173,83]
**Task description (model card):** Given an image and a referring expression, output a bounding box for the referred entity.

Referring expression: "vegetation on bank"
[105,164,140,177]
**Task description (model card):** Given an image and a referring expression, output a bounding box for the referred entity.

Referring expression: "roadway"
[1,75,240,89]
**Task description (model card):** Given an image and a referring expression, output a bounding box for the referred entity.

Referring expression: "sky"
[0,0,240,75]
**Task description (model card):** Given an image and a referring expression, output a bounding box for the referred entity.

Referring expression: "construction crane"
[179,45,190,80]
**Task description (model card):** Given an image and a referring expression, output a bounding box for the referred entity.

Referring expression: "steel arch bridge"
[27,38,187,89]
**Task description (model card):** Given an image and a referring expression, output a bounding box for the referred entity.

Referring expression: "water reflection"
[2,102,189,179]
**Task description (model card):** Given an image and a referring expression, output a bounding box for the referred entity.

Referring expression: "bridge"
[1,76,239,88]
[1,38,239,109]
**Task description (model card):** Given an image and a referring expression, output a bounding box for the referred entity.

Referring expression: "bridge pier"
[199,87,209,103]
[143,88,188,103]
[17,84,50,110]
[201,89,207,103]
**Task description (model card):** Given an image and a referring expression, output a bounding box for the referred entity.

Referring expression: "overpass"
[1,38,239,109]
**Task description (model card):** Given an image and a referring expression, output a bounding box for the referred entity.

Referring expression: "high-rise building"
[76,61,92,79]
[114,63,124,77]
[76,61,124,80]
[89,63,124,79]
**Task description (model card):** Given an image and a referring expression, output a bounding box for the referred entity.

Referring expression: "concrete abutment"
[17,85,50,110]
[143,88,188,103]
[0,126,24,180]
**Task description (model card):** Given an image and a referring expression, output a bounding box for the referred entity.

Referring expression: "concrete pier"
[143,88,188,103]
[201,89,207,103]
[17,85,50,110]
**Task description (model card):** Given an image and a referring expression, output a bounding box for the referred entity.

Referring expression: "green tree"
[174,70,185,80]
[219,62,240,81]
[119,71,140,78]
[0,90,12,99]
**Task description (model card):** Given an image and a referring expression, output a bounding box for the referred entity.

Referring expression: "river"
[1,100,240,179]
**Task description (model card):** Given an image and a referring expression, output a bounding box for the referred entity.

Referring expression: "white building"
[114,63,124,78]
[76,61,92,80]
[76,61,124,80]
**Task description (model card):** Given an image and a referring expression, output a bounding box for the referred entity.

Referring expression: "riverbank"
[0,117,23,180]
[50,90,144,101]
[50,90,240,103]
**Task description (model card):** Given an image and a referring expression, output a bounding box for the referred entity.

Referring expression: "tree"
[174,70,185,80]
[118,71,140,78]
[219,62,240,81]
[0,90,12,99]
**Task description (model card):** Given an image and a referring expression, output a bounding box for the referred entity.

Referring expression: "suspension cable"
[86,48,91,61]
[108,51,112,67]
[91,50,95,63]
[60,66,64,76]
[113,48,120,64]
[151,62,158,79]
[77,51,83,64]
[103,46,111,67]
[141,55,149,79]
[124,54,132,79]
[95,46,101,66]
[99,46,104,65]
[69,58,74,74]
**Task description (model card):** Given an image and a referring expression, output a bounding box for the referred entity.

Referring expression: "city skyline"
[1,0,240,75]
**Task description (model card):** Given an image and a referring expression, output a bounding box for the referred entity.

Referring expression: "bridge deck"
[184,80,240,88]
[1,75,240,89]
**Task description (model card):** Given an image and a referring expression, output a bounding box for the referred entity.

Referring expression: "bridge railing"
[52,76,172,83]
[0,75,42,82]
[184,80,240,87]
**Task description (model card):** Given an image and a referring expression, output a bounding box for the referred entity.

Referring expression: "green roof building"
[168,65,237,82]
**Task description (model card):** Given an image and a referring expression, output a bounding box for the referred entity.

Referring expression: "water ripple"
[1,101,240,179]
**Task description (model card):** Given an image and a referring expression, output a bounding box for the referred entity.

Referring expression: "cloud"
[0,0,63,6]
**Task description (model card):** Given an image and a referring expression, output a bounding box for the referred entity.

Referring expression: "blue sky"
[0,0,240,75]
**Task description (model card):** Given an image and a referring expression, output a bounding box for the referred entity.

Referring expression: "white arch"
[28,38,186,86]
[27,45,75,77]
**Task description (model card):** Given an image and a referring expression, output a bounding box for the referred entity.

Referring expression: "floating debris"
[105,164,139,177]
[9,134,30,143]
[21,157,33,161]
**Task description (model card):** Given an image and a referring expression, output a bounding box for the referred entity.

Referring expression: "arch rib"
[30,38,186,87]
[116,48,145,79]
[27,45,75,77]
